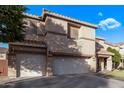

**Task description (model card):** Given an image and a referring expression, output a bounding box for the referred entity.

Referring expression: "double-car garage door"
[52,57,90,75]
[16,53,45,77]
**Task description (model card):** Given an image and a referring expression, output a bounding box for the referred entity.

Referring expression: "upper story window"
[67,23,80,40]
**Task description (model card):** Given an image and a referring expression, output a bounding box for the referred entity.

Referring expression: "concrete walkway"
[0,74,124,88]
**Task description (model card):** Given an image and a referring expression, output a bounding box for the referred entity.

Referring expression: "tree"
[0,5,28,42]
[107,47,121,68]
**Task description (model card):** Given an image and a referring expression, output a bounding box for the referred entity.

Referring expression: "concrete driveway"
[0,74,124,88]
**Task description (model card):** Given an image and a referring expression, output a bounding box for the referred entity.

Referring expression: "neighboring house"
[0,48,8,76]
[96,37,113,71]
[8,9,98,77]
[96,37,124,71]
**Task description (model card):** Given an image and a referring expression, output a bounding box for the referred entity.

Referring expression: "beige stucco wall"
[46,33,95,56]
[23,18,45,41]
[45,17,67,34]
[79,26,95,40]
[77,39,95,56]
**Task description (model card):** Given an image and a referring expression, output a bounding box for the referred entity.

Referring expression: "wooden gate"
[0,60,8,76]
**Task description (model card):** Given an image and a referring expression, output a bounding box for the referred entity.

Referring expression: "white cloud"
[99,18,121,30]
[98,12,103,17]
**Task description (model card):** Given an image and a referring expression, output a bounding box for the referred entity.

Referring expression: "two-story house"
[8,9,99,77]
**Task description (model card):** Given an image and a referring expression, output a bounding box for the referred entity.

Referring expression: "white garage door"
[52,57,90,75]
[16,54,45,77]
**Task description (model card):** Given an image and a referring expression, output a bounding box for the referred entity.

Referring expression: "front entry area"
[97,57,107,71]
[97,48,113,72]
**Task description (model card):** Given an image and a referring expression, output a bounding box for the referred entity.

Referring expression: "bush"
[107,47,121,69]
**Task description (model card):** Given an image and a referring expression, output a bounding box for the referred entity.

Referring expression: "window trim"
[67,23,81,39]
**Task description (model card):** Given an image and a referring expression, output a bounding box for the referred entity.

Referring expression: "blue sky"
[0,43,8,48]
[1,5,124,48]
[26,5,124,43]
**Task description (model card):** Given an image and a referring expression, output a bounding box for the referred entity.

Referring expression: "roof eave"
[42,9,98,29]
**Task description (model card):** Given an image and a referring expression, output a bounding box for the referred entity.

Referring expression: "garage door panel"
[52,57,90,75]
[16,54,45,77]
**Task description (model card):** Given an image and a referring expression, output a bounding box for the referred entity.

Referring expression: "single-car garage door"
[16,53,45,77]
[52,57,90,75]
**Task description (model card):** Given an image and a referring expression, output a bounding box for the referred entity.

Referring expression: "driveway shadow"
[0,74,120,88]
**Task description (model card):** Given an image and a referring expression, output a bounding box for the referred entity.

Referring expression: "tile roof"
[23,13,41,20]
[23,9,98,29]
[42,9,98,29]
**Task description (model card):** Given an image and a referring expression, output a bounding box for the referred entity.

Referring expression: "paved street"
[0,74,124,88]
